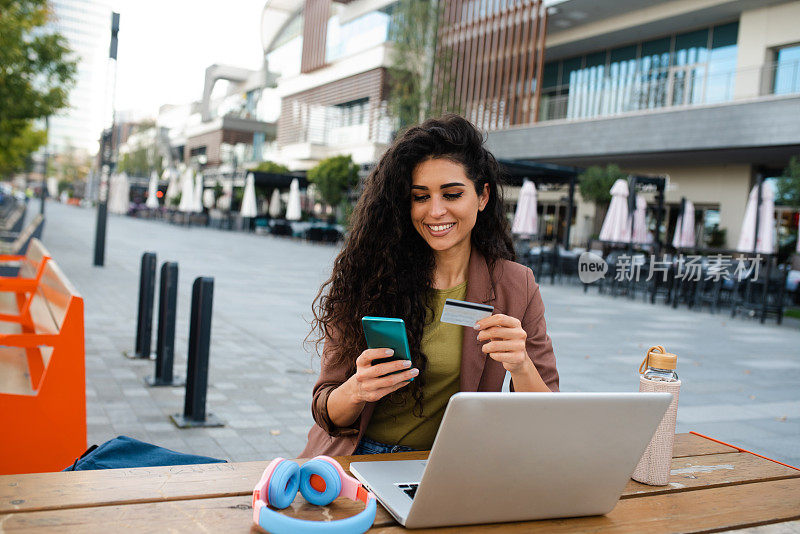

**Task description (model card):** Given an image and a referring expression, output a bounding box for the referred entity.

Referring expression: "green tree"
[776,156,800,208]
[387,0,455,130]
[307,155,360,209]
[253,160,290,174]
[578,164,628,236]
[0,0,77,176]
[578,164,627,204]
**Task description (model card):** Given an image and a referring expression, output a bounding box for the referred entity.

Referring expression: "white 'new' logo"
[578,252,608,284]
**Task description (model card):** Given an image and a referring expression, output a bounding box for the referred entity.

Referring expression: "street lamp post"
[41,116,49,217]
[94,11,119,267]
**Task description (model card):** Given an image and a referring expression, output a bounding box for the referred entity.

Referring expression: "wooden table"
[1,433,799,533]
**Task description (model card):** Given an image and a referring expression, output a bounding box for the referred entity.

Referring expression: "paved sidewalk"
[37,201,800,466]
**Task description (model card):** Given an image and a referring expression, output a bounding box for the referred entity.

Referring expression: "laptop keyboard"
[396,483,419,500]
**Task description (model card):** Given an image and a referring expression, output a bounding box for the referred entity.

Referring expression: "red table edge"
[690,431,800,471]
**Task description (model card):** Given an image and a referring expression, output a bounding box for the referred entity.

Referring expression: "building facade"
[260,0,396,170]
[252,0,799,248]
[48,0,112,156]
[480,0,800,248]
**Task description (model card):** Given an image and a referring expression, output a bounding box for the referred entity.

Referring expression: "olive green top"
[365,281,467,450]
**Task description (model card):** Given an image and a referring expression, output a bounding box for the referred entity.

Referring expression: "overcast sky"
[110,0,265,117]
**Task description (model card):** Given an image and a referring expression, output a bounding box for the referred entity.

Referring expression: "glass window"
[537,61,562,120]
[267,36,302,79]
[546,23,738,122]
[640,37,671,109]
[609,45,637,114]
[584,52,606,118]
[774,44,800,95]
[706,22,738,103]
[326,8,391,63]
[563,57,583,119]
[672,29,708,105]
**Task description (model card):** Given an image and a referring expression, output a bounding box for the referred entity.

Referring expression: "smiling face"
[410,157,489,255]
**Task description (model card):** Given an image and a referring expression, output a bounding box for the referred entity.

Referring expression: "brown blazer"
[299,248,559,458]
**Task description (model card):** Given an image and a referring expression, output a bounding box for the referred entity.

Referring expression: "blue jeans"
[353,437,418,455]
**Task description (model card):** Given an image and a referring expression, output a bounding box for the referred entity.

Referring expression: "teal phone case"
[362,317,413,379]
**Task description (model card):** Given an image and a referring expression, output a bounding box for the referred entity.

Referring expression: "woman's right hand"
[346,348,418,404]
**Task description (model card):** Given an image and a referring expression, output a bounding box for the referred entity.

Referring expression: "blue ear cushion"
[268,460,300,509]
[299,459,341,506]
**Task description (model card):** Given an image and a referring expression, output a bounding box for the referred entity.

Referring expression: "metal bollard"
[125,252,157,359]
[145,262,184,387]
[171,277,223,428]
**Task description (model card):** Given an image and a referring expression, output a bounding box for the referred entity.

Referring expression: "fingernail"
[385,349,394,355]
[402,360,412,367]
[410,368,419,376]
[474,323,481,330]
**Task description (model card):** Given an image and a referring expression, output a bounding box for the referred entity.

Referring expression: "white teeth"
[429,223,455,232]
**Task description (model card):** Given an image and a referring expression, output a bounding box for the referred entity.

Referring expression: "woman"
[301,114,558,458]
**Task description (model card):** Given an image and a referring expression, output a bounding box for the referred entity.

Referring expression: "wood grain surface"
[1,433,797,534]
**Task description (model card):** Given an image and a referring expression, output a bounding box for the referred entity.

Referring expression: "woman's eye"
[444,192,464,200]
[413,195,430,202]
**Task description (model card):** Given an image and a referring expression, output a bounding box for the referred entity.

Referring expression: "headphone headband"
[252,456,376,534]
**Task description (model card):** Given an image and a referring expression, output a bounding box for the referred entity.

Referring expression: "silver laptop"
[350,392,671,529]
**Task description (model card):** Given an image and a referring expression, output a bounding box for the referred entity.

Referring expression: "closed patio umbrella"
[737,183,775,253]
[240,173,257,218]
[145,171,160,208]
[47,176,59,198]
[632,195,650,244]
[178,168,195,213]
[192,172,204,213]
[106,174,119,212]
[599,179,631,242]
[269,188,282,218]
[672,199,695,248]
[109,172,130,214]
[203,189,216,209]
[218,181,232,211]
[512,180,538,236]
[164,168,179,205]
[285,178,301,221]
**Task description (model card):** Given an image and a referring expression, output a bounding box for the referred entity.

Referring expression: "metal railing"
[281,101,395,146]
[536,59,800,123]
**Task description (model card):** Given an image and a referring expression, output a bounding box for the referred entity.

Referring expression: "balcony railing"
[281,101,395,147]
[536,59,800,123]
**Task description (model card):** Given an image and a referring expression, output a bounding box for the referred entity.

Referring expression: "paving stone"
[35,202,800,466]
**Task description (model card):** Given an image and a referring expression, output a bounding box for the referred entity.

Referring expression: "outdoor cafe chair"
[731,260,788,324]
[693,261,730,314]
[626,253,650,301]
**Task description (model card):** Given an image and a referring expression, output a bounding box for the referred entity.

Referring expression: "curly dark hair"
[310,114,515,416]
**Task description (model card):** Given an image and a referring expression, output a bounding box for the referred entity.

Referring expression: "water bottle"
[632,345,681,486]
[640,347,678,382]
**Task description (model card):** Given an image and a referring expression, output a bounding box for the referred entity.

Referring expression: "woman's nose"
[429,197,447,217]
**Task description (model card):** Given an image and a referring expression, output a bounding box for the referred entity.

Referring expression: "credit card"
[440,299,494,327]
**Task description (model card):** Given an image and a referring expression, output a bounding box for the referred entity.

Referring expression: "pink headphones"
[252,455,377,534]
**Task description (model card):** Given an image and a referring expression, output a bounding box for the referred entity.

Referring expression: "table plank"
[369,478,800,533]
[2,478,799,533]
[622,452,800,498]
[0,432,727,514]
[2,448,796,515]
[0,452,421,514]
[672,432,738,457]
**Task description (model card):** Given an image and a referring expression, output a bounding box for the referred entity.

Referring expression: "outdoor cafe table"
[1,433,799,533]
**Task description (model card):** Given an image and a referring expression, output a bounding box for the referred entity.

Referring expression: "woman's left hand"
[475,314,533,375]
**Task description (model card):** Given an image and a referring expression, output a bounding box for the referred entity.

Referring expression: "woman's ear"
[478,182,490,212]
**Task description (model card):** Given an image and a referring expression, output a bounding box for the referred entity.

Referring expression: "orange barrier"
[0,239,85,474]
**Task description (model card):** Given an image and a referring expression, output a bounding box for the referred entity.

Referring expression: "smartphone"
[362,316,413,380]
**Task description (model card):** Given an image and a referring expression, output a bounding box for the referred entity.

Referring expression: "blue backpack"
[64,435,226,471]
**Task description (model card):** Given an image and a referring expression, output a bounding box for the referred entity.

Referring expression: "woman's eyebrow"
[411,182,466,190]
